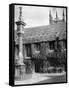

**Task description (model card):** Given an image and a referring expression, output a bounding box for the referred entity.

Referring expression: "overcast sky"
[15,5,66,29]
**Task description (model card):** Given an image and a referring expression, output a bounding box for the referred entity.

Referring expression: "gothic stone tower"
[15,7,26,78]
[49,9,65,25]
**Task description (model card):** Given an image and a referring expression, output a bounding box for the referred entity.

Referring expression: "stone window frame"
[35,43,40,51]
[49,41,55,50]
[25,44,31,57]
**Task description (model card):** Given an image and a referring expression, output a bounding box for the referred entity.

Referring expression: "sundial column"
[15,7,26,78]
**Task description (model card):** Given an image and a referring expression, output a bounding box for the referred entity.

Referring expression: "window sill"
[48,50,54,53]
[25,57,31,59]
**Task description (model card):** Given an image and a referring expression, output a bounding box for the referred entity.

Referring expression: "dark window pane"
[25,44,31,57]
[35,43,40,51]
[49,41,54,50]
[64,40,67,49]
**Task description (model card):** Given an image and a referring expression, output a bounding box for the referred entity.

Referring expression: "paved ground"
[35,73,66,84]
[15,72,66,85]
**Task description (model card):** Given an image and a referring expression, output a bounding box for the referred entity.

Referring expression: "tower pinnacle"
[54,11,59,23]
[62,9,65,22]
[55,11,58,20]
[49,10,53,24]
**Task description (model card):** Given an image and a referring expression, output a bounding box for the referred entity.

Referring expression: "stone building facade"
[15,7,67,77]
